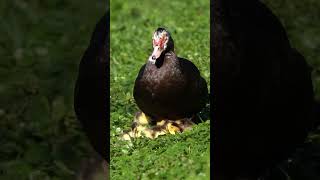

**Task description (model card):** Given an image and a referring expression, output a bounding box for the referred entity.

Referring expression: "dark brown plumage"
[133,28,208,120]
[74,12,109,162]
[212,0,315,179]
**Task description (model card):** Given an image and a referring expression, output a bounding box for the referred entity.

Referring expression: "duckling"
[121,112,196,140]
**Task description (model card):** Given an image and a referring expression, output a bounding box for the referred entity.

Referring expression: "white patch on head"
[152,33,160,48]
[152,31,169,49]
[148,56,156,64]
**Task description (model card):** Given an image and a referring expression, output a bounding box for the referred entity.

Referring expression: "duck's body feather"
[134,51,207,120]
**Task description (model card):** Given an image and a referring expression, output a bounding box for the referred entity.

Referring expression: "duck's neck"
[147,49,177,69]
[155,49,173,68]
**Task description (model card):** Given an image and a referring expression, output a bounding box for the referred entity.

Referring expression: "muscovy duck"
[123,28,208,139]
[134,27,208,120]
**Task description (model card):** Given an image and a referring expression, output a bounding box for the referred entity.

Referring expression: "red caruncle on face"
[153,35,167,50]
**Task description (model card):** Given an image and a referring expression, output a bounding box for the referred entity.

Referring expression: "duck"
[133,28,208,121]
[121,28,208,140]
[213,0,316,179]
[74,12,109,162]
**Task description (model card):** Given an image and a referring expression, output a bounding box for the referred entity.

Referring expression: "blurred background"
[262,1,320,179]
[0,0,106,179]
[262,0,320,100]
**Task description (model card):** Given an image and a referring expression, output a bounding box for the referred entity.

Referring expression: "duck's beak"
[148,46,163,64]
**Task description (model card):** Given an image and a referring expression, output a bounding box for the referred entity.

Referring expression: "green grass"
[110,0,210,179]
[0,1,105,179]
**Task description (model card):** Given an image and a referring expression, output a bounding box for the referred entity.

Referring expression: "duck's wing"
[133,64,148,106]
[133,64,147,99]
[74,12,109,161]
[178,57,208,114]
[178,57,200,75]
[135,64,147,82]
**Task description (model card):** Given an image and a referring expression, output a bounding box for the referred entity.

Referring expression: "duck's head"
[149,27,174,64]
